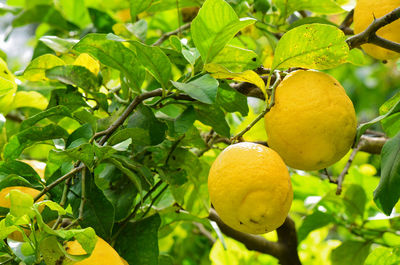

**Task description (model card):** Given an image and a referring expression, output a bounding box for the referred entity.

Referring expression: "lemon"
[264,70,357,171]
[208,142,292,234]
[354,0,400,60]
[66,236,125,265]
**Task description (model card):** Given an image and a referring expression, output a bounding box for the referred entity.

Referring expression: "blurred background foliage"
[0,0,400,264]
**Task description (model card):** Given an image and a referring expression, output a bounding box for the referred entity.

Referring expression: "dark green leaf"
[3,124,69,160]
[254,0,270,12]
[343,184,367,221]
[51,144,95,169]
[108,127,151,147]
[194,103,230,137]
[374,132,400,215]
[169,106,197,137]
[380,92,400,137]
[115,214,161,265]
[20,105,72,131]
[69,173,115,240]
[331,241,371,265]
[66,124,94,148]
[127,105,167,145]
[47,89,89,112]
[297,210,334,243]
[46,65,100,91]
[131,41,172,89]
[0,160,43,187]
[88,8,116,33]
[171,74,218,104]
[217,82,249,116]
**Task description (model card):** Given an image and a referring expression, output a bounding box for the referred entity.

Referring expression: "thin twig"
[52,178,71,229]
[153,23,191,46]
[231,72,281,141]
[78,167,87,221]
[140,183,169,218]
[34,165,84,201]
[336,139,365,195]
[347,7,400,53]
[193,222,216,244]
[324,168,337,184]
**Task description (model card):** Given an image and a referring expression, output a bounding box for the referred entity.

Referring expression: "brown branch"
[208,209,301,265]
[340,9,354,35]
[34,165,84,201]
[359,135,387,154]
[153,23,191,46]
[346,7,400,53]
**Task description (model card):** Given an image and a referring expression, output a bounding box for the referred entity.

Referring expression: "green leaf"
[94,163,138,221]
[131,41,172,89]
[191,0,255,64]
[127,105,167,145]
[11,91,48,110]
[12,5,77,30]
[23,54,65,81]
[130,0,152,20]
[331,241,371,265]
[275,0,343,18]
[3,124,69,160]
[40,36,78,53]
[73,33,145,91]
[373,132,400,215]
[47,89,89,112]
[271,24,349,70]
[380,92,400,137]
[347,48,369,66]
[171,74,218,104]
[108,127,151,147]
[46,65,100,91]
[343,184,367,221]
[88,8,116,33]
[216,81,249,116]
[169,106,197,137]
[8,189,34,217]
[194,103,230,137]
[297,210,334,243]
[55,0,91,28]
[0,58,17,114]
[115,214,161,265]
[288,17,337,30]
[211,45,261,72]
[356,99,400,145]
[0,160,43,187]
[364,247,400,265]
[254,0,270,12]
[69,174,115,240]
[52,144,95,169]
[20,105,72,131]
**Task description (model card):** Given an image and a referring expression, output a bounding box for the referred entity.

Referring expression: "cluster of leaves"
[0,0,400,264]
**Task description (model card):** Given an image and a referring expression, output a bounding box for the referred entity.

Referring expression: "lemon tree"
[0,0,400,265]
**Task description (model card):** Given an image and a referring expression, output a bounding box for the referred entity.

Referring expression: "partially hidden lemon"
[264,70,357,171]
[354,0,400,60]
[65,236,125,265]
[208,142,292,234]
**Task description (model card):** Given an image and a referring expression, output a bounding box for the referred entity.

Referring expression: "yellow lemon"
[354,0,400,60]
[66,236,124,265]
[208,142,292,234]
[264,70,357,171]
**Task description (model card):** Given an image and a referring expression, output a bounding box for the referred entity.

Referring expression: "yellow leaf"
[11,91,48,110]
[204,63,266,95]
[74,53,100,75]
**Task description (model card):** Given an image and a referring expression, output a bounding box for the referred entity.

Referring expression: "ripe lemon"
[65,236,125,265]
[208,142,292,234]
[264,70,357,171]
[354,0,400,60]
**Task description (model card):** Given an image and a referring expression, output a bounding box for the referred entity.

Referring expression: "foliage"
[0,0,400,264]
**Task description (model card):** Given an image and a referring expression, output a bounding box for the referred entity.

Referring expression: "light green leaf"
[9,189,34,217]
[171,74,219,104]
[23,54,65,81]
[11,91,48,110]
[40,36,78,53]
[365,247,400,265]
[271,24,349,70]
[331,241,371,265]
[191,0,256,64]
[212,45,261,72]
[130,0,152,20]
[276,0,344,18]
[373,132,400,215]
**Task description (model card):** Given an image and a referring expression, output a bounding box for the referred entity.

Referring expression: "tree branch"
[153,23,191,46]
[208,209,301,265]
[346,7,400,53]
